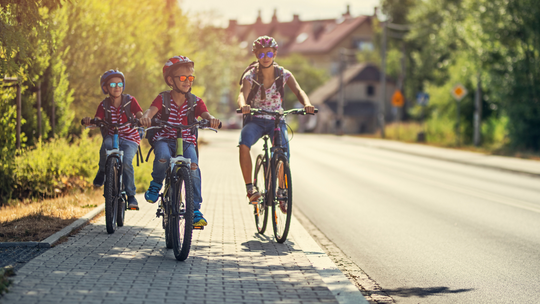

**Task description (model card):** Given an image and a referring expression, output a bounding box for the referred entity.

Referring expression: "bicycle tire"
[253,154,269,234]
[163,184,173,249]
[171,166,194,261]
[271,155,292,243]
[117,194,126,227]
[104,157,119,234]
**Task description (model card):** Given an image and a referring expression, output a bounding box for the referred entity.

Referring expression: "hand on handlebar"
[208,117,221,129]
[241,104,251,115]
[304,105,315,114]
[139,117,152,128]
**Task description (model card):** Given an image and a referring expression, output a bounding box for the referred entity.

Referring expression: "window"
[353,39,374,51]
[367,85,375,96]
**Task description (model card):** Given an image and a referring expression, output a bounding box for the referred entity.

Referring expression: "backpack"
[239,61,285,126]
[100,94,134,137]
[145,90,199,160]
[100,94,145,166]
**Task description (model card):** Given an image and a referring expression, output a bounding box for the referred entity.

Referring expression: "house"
[306,63,396,134]
[226,5,377,75]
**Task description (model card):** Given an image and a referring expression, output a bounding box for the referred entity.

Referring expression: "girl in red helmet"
[238,36,315,202]
[82,69,144,209]
[140,56,220,227]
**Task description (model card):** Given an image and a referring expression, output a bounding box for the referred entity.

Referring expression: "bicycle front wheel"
[104,157,120,234]
[117,193,126,227]
[253,154,269,234]
[271,155,292,243]
[170,166,194,261]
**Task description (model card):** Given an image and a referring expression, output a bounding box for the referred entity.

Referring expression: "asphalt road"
[281,133,540,303]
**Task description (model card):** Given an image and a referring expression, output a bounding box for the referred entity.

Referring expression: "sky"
[179,0,381,27]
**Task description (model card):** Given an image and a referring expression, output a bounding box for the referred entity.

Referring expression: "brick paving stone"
[1,131,345,304]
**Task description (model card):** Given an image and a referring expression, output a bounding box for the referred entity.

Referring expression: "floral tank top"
[243,68,292,120]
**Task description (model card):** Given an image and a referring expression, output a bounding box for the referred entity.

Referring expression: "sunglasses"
[174,75,195,82]
[108,82,124,88]
[257,51,275,59]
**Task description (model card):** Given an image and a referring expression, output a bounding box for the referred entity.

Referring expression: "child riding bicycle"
[238,36,315,203]
[140,55,220,227]
[82,69,144,210]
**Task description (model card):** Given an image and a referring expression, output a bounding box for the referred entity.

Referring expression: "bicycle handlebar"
[150,118,222,130]
[81,118,137,129]
[236,108,318,116]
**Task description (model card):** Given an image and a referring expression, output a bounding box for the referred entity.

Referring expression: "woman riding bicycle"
[82,69,144,210]
[238,36,315,203]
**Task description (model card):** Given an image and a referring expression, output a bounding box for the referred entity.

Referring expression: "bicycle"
[237,108,317,243]
[81,118,144,234]
[146,118,219,261]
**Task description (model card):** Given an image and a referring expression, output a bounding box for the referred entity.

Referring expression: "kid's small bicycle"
[146,118,219,261]
[82,118,144,234]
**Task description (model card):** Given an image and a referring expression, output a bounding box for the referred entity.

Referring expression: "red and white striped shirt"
[94,96,143,145]
[150,93,208,146]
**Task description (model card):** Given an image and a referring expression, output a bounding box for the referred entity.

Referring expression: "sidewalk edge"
[40,203,105,247]
[290,214,369,304]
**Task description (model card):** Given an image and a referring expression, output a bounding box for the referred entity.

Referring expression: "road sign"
[451,83,468,101]
[391,90,404,107]
[416,92,429,106]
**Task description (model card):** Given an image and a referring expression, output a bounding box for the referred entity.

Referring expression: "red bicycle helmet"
[163,56,194,86]
[252,36,278,52]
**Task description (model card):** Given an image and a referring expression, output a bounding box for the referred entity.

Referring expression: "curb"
[0,203,105,248]
[290,214,369,304]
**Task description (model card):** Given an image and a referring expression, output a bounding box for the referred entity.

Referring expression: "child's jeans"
[151,139,202,210]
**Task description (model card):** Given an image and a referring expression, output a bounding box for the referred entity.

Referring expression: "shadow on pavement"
[384,286,474,298]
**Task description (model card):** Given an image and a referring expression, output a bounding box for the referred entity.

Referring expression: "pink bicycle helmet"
[163,55,194,85]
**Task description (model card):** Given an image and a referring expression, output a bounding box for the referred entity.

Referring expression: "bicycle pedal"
[193,226,204,230]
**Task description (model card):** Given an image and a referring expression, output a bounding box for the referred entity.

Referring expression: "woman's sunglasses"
[174,75,195,82]
[257,51,275,59]
[109,82,124,88]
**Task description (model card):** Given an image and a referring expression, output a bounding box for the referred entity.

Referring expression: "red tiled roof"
[227,15,372,55]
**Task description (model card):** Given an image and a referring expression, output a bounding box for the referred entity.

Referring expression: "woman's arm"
[238,78,253,114]
[286,74,315,113]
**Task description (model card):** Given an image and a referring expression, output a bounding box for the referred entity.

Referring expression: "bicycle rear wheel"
[104,157,120,234]
[117,193,126,227]
[163,184,173,249]
[253,154,269,234]
[271,155,292,243]
[171,166,194,261]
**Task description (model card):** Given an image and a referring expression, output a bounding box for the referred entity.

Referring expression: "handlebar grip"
[151,118,162,126]
[236,109,242,114]
[314,108,319,113]
[218,122,222,129]
[81,119,85,126]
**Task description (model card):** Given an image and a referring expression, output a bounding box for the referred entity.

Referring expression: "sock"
[246,183,253,193]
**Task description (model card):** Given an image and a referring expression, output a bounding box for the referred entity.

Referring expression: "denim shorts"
[239,117,289,158]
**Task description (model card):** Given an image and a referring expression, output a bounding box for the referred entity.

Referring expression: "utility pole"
[379,21,387,138]
[473,74,482,146]
[337,49,345,135]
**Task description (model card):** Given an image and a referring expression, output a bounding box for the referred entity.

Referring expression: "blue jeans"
[98,136,139,197]
[239,117,289,159]
[151,139,202,210]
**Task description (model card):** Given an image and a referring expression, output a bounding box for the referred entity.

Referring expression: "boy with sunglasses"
[238,36,314,205]
[82,69,144,209]
[140,55,220,227]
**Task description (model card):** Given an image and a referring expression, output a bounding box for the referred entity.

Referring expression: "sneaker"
[193,210,207,227]
[93,171,105,187]
[144,181,162,203]
[247,187,261,204]
[127,196,139,209]
[277,188,288,214]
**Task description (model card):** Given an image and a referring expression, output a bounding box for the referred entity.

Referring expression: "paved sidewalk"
[1,131,367,304]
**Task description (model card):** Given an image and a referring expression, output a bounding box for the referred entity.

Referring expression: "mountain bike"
[147,118,219,261]
[237,108,317,243]
[82,118,144,234]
